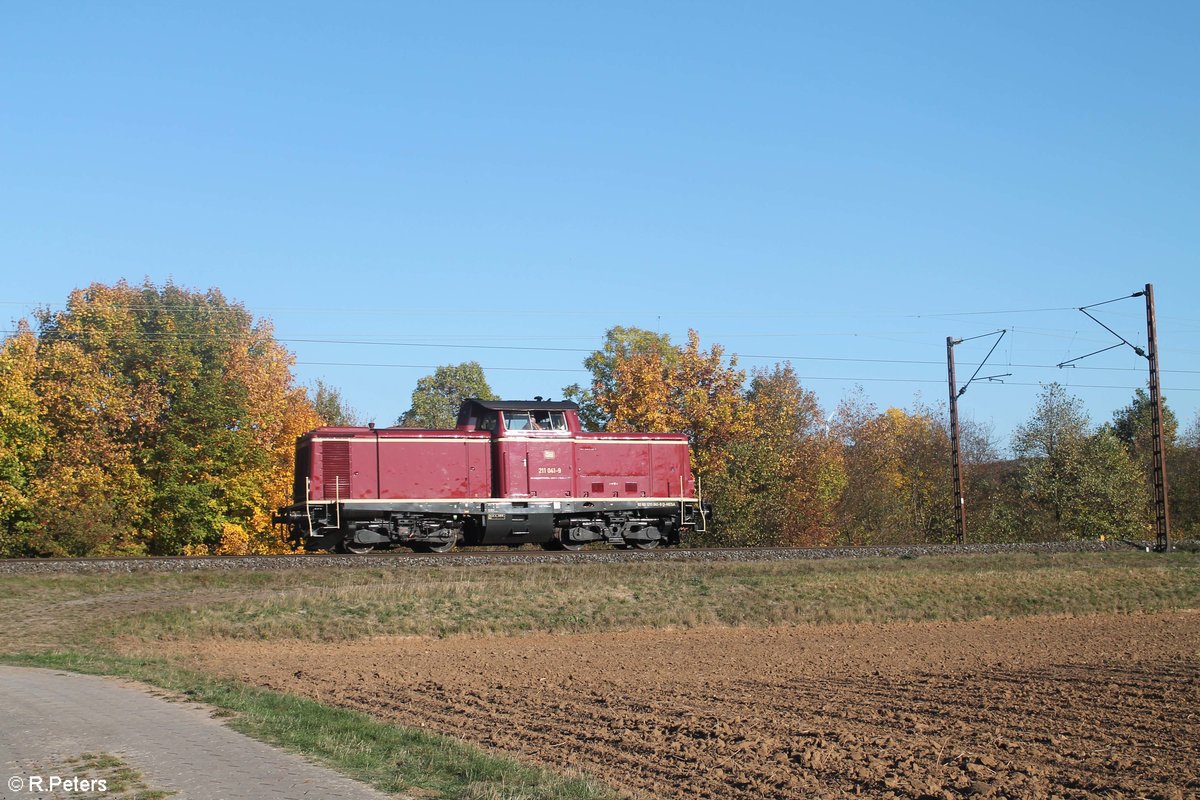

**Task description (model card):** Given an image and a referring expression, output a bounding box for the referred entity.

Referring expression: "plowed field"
[166,612,1199,799]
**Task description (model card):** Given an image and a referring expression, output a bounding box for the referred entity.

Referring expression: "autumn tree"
[604,349,673,433]
[571,328,750,543]
[563,326,676,431]
[710,364,844,547]
[670,331,754,478]
[0,323,49,557]
[217,312,323,554]
[397,362,497,429]
[7,280,319,557]
[831,391,955,545]
[594,329,750,480]
[31,286,156,555]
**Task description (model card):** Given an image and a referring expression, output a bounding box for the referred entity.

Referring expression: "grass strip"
[111,551,1200,642]
[0,651,616,800]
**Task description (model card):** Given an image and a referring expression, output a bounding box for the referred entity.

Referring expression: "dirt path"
[162,612,1200,799]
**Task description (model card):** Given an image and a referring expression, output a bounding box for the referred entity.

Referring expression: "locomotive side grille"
[322,441,351,498]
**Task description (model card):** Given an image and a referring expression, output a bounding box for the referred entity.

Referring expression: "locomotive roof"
[463,399,580,412]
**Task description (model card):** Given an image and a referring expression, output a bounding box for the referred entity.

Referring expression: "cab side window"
[503,411,532,431]
[532,411,567,431]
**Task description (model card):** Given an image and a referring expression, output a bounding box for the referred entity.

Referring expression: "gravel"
[0,539,1171,575]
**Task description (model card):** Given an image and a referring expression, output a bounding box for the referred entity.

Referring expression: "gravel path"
[0,667,389,800]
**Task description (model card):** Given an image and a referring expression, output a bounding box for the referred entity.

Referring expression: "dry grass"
[1,550,1189,646]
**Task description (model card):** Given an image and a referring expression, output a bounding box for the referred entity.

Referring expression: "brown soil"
[162,612,1200,799]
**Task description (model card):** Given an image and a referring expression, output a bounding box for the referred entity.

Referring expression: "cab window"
[503,410,567,432]
[532,410,567,431]
[502,411,533,431]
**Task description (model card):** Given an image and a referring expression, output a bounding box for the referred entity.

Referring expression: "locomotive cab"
[456,399,578,436]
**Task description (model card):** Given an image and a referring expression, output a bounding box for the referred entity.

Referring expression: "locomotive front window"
[478,411,498,431]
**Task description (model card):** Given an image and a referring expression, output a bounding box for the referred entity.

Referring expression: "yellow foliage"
[6,280,325,556]
[218,319,322,554]
[598,329,748,480]
[216,523,251,555]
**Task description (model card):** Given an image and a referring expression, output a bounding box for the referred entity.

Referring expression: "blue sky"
[2,2,1197,445]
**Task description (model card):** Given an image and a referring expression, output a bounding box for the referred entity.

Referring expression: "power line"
[6,327,1200,376]
[910,306,1077,318]
[299,361,587,374]
[8,297,1200,325]
[296,360,1200,392]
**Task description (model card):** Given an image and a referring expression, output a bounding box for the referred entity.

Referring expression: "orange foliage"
[3,280,321,556]
[599,329,749,478]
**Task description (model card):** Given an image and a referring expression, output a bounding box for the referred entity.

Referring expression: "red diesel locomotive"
[275,398,708,552]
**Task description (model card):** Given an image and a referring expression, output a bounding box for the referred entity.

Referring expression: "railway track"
[0,539,1142,575]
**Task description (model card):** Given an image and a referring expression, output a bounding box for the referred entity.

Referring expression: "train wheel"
[338,539,376,555]
[630,538,660,550]
[545,529,586,551]
[422,537,457,553]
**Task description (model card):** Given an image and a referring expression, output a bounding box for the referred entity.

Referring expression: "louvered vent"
[322,441,351,498]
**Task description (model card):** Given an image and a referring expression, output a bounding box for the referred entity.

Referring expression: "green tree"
[310,378,361,426]
[948,415,1028,544]
[1073,427,1151,539]
[1112,388,1179,454]
[397,362,497,429]
[1171,413,1200,536]
[1013,383,1146,540]
[1013,383,1091,538]
[1111,387,1183,528]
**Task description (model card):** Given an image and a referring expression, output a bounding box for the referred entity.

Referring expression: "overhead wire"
[294,361,1199,392]
[4,328,1199,378]
[9,297,1200,324]
[4,291,1198,398]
